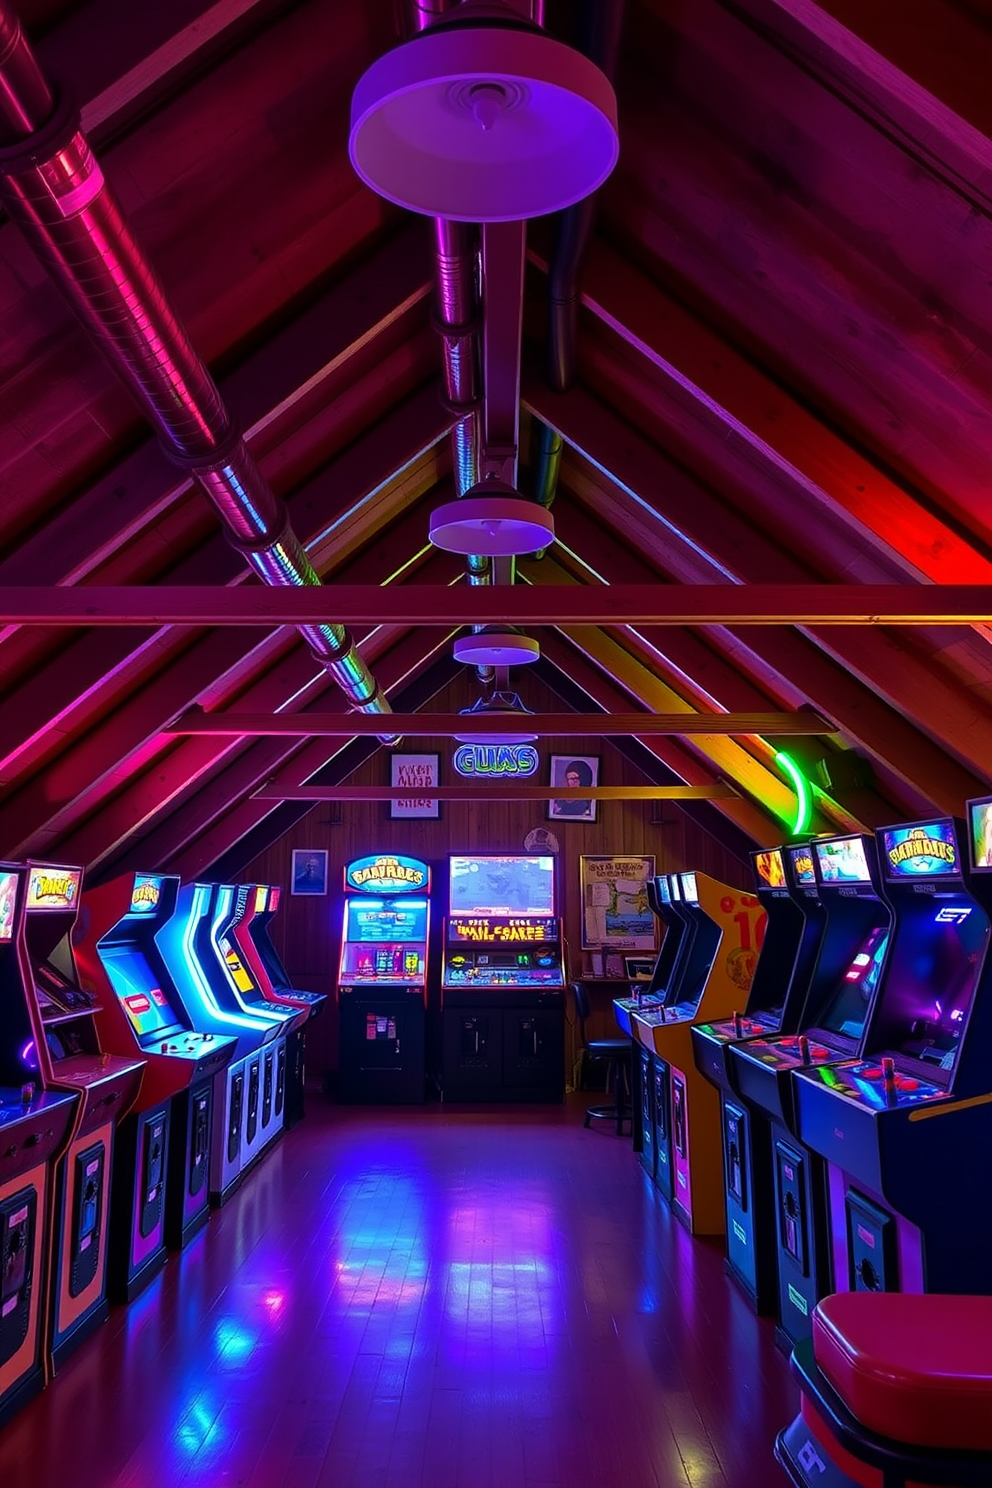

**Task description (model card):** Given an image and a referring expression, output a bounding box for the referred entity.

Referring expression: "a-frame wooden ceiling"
[1,0,991,882]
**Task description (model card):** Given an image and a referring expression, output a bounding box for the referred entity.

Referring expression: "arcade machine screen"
[0,869,16,941]
[969,800,992,871]
[218,934,258,995]
[97,942,186,1041]
[788,846,817,885]
[814,835,872,884]
[449,855,555,917]
[755,850,787,889]
[870,821,991,1074]
[814,925,890,1042]
[340,900,428,982]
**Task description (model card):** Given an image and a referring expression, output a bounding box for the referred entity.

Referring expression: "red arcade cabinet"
[0,865,77,1425]
[227,882,326,1125]
[793,811,992,1300]
[74,871,238,1276]
[13,863,144,1368]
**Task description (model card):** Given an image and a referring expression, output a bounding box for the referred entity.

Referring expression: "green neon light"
[775,751,813,834]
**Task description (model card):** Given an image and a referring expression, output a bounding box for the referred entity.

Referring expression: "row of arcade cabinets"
[615,872,766,1233]
[335,853,566,1104]
[685,797,992,1357]
[0,862,323,1428]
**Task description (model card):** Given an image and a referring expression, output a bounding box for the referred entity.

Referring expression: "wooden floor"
[0,1095,797,1488]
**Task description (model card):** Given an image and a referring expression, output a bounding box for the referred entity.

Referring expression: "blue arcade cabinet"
[156,881,286,1204]
[793,808,992,1300]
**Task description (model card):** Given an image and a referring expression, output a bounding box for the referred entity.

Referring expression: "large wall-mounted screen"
[449,856,555,917]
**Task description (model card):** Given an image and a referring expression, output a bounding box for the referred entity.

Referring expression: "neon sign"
[452,744,539,778]
[345,855,430,895]
[882,822,957,878]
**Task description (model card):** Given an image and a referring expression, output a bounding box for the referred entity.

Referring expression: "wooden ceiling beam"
[754,0,992,176]
[0,392,448,786]
[0,227,436,590]
[251,784,740,802]
[165,708,832,737]
[528,237,992,590]
[527,382,992,782]
[3,583,988,627]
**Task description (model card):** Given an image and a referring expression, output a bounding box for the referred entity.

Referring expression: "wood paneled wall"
[240,674,752,1078]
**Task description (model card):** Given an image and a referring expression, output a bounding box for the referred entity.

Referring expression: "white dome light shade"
[429,495,554,556]
[453,631,540,667]
[349,28,619,222]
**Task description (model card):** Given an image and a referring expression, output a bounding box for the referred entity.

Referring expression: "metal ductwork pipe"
[412,0,495,679]
[0,3,395,737]
[545,0,625,393]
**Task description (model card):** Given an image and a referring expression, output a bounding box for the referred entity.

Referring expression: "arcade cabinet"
[730,832,893,1349]
[229,883,326,1125]
[13,863,144,1369]
[204,883,300,1151]
[793,810,992,1299]
[691,843,828,1311]
[630,870,766,1234]
[620,874,696,1188]
[156,881,283,1204]
[441,853,565,1102]
[336,854,430,1103]
[0,865,77,1426]
[74,872,237,1273]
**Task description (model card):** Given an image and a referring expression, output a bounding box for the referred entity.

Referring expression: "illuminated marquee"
[449,915,555,944]
[130,875,163,913]
[452,744,539,778]
[883,823,957,877]
[26,866,82,911]
[346,854,430,895]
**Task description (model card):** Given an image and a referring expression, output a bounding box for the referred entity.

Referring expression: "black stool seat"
[570,982,633,1136]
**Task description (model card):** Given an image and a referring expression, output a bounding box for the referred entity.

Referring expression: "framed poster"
[389,752,441,819]
[291,848,328,896]
[579,854,657,951]
[548,754,600,823]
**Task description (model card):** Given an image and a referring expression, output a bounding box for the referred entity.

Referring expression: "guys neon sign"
[453,744,539,778]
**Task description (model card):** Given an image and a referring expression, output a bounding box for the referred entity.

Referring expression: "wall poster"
[579,854,657,951]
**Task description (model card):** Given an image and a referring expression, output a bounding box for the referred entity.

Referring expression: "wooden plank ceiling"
[1,0,990,882]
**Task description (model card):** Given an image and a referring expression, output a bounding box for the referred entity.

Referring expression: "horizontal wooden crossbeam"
[167,707,832,737]
[252,784,740,801]
[2,584,989,627]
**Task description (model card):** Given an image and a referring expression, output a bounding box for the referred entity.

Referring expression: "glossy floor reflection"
[0,1096,796,1487]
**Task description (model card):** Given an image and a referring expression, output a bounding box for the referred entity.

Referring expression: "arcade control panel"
[444,950,562,988]
[696,1012,780,1045]
[798,1059,948,1111]
[738,1034,836,1071]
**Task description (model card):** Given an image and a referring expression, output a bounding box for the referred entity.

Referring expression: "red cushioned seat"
[812,1293,992,1453]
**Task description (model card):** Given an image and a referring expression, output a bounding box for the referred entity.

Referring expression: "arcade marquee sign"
[345,854,430,895]
[882,821,958,877]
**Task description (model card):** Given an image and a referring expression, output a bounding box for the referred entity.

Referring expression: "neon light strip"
[775,751,812,834]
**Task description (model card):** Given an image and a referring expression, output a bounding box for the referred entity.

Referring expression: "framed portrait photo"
[547,754,600,823]
[389,752,441,819]
[291,848,328,896]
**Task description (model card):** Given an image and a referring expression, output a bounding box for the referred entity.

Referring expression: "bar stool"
[775,1291,992,1487]
[570,980,632,1135]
